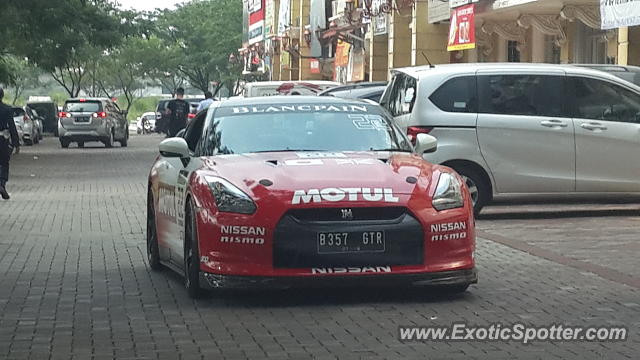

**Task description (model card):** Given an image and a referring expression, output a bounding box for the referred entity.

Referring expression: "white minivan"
[381,63,640,214]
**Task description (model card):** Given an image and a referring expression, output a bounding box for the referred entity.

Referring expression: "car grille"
[287,206,407,222]
[273,208,424,269]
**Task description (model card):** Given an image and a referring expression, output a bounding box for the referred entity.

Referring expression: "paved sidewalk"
[0,135,638,359]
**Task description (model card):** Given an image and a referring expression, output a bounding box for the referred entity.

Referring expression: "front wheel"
[60,139,69,148]
[453,166,490,216]
[147,188,162,271]
[184,200,201,298]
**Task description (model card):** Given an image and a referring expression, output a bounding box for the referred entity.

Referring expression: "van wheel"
[454,166,489,216]
[78,142,84,148]
[60,139,69,148]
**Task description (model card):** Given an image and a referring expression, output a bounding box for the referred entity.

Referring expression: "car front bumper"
[200,267,477,290]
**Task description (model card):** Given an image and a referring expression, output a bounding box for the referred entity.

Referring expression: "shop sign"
[601,0,640,29]
[450,0,478,9]
[264,0,275,36]
[248,0,262,13]
[310,59,320,74]
[249,20,265,44]
[447,4,475,51]
[277,0,290,35]
[429,0,451,23]
[492,0,536,10]
[372,0,388,34]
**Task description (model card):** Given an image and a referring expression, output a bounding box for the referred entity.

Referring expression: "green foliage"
[123,97,163,122]
[157,0,243,94]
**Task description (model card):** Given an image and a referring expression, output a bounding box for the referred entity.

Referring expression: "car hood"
[200,151,436,201]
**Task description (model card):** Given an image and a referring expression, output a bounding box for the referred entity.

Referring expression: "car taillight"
[188,113,196,119]
[58,112,71,118]
[92,111,107,118]
[407,126,433,145]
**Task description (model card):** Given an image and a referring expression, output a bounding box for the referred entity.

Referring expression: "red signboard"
[447,4,475,51]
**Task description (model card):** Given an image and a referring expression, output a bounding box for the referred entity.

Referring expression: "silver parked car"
[12,107,43,145]
[58,98,129,148]
[382,63,640,214]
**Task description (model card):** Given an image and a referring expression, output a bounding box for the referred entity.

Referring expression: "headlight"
[432,172,464,211]
[204,176,256,214]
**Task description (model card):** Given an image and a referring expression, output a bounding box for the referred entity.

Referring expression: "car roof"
[217,95,371,108]
[245,80,341,87]
[318,81,387,95]
[394,62,640,90]
[328,86,387,98]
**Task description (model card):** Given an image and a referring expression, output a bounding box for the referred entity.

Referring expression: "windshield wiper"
[369,148,413,153]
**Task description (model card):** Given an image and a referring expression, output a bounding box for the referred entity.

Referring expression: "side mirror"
[415,133,437,154]
[159,137,190,158]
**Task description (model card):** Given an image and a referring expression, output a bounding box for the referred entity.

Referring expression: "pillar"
[369,31,389,81]
[411,1,449,66]
[298,0,322,80]
[628,26,640,66]
[388,9,412,79]
[560,21,576,64]
[618,27,629,65]
[531,27,545,63]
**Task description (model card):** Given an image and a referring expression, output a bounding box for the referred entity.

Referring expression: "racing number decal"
[176,170,188,238]
[350,114,387,131]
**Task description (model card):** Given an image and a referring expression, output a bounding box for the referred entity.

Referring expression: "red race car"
[147,96,477,297]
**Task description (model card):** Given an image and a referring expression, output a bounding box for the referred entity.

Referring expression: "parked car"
[318,82,388,102]
[155,99,172,134]
[24,107,44,144]
[187,98,204,122]
[26,97,58,134]
[243,81,340,97]
[58,98,129,148]
[382,63,640,214]
[137,112,157,134]
[11,107,25,145]
[12,106,42,145]
[574,64,640,87]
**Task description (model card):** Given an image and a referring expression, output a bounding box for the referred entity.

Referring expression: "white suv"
[381,63,640,214]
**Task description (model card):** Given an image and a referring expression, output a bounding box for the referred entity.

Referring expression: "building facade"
[241,0,640,83]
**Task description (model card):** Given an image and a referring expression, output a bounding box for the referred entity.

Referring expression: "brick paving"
[0,135,638,359]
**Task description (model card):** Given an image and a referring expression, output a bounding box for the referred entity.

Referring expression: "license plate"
[317,231,385,254]
[75,117,90,123]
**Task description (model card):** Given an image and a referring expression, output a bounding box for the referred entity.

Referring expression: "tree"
[158,0,243,95]
[0,56,42,104]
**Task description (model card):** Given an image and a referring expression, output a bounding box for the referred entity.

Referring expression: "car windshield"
[65,101,101,112]
[200,103,412,155]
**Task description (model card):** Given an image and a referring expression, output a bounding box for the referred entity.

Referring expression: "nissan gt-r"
[147,96,477,298]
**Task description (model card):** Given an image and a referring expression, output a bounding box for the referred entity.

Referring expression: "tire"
[24,139,33,146]
[34,132,39,144]
[453,166,490,216]
[120,131,128,147]
[78,142,84,148]
[60,139,69,148]
[103,130,114,148]
[184,200,201,298]
[147,188,163,271]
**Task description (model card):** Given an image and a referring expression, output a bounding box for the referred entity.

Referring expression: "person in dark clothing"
[0,87,20,200]
[165,87,190,137]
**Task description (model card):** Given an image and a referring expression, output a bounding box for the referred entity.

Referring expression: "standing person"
[0,88,20,200]
[196,91,214,113]
[165,87,190,137]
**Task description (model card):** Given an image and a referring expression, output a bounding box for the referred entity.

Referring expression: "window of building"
[507,41,520,62]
